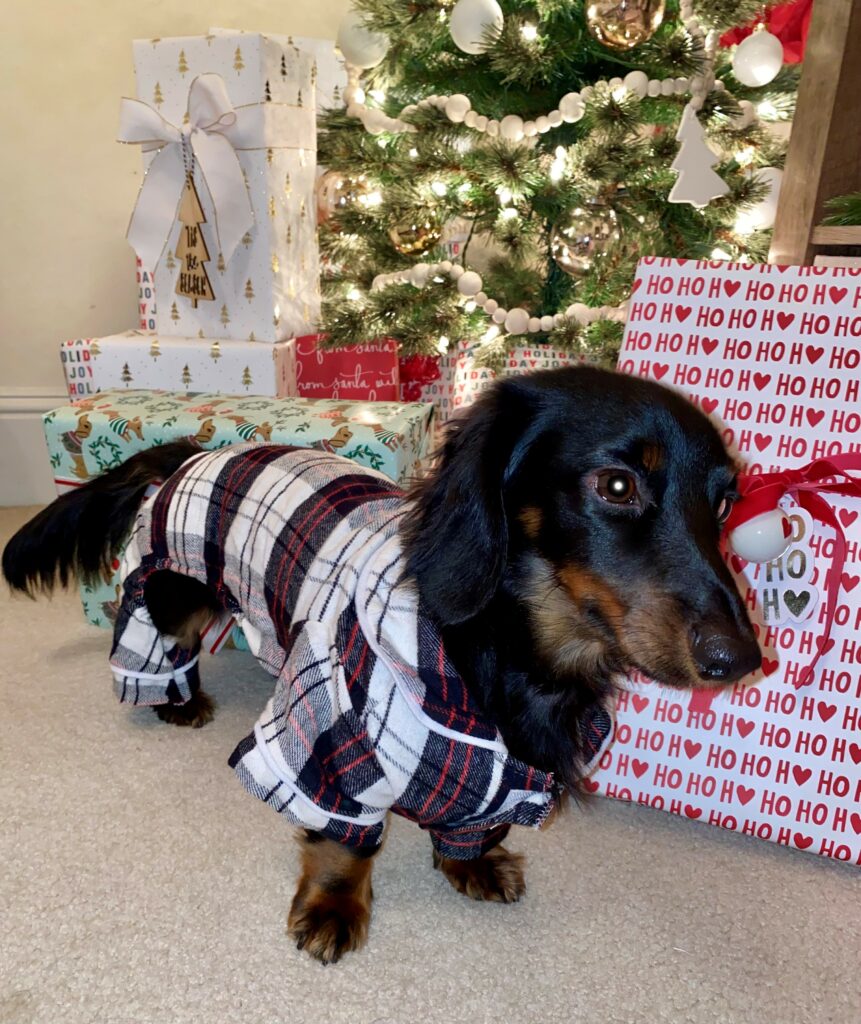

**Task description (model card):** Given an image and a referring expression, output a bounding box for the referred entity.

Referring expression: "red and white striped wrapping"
[594,257,861,866]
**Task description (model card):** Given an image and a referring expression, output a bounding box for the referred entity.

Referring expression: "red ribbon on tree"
[398,354,442,401]
[689,453,861,713]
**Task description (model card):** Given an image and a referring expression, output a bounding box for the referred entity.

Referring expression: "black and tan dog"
[3,367,760,963]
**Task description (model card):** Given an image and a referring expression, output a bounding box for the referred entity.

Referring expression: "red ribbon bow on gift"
[690,453,861,714]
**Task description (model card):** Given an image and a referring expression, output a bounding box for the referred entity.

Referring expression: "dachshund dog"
[3,367,760,964]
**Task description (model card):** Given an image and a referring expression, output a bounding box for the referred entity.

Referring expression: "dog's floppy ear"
[404,382,533,625]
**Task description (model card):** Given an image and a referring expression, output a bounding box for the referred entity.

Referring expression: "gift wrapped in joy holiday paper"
[122,31,320,342]
[42,388,435,627]
[293,335,399,400]
[136,258,156,332]
[60,333,297,400]
[400,341,587,420]
[593,257,861,865]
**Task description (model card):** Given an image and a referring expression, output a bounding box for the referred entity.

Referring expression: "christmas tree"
[317,0,797,367]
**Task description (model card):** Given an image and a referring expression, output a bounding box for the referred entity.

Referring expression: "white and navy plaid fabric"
[110,444,613,859]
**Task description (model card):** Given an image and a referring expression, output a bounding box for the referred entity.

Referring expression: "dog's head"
[405,367,761,692]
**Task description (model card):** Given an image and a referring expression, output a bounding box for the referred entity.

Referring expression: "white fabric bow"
[118,73,254,269]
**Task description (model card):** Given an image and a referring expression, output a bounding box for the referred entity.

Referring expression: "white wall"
[0,0,351,505]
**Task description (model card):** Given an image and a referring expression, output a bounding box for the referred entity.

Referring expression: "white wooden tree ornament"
[668,103,729,209]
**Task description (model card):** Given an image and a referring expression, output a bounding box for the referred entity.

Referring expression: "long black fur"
[2,440,200,597]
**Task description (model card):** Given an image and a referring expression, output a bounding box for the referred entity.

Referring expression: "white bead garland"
[370,261,627,335]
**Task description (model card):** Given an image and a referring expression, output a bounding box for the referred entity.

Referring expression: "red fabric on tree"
[719,0,813,64]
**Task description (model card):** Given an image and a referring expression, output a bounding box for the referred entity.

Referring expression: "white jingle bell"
[728,506,792,563]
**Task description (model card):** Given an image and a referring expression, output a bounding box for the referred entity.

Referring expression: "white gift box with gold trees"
[60,333,298,399]
[121,31,320,343]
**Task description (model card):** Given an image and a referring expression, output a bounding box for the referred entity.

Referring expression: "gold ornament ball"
[316,171,371,226]
[585,0,666,51]
[550,204,619,278]
[389,214,443,256]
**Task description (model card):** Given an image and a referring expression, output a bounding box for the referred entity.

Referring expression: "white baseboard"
[0,388,69,506]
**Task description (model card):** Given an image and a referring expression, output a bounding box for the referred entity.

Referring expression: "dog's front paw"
[288,893,370,965]
[154,690,216,728]
[434,845,526,903]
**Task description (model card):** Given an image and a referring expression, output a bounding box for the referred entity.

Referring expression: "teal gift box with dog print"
[42,388,435,628]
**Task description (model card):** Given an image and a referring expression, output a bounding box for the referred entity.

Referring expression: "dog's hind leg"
[288,829,380,964]
[144,570,220,729]
[431,826,526,903]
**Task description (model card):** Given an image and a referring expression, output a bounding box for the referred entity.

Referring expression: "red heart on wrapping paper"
[753,433,772,452]
[702,338,719,355]
[631,759,648,779]
[792,765,812,786]
[794,833,814,850]
[684,805,702,819]
[652,364,669,380]
[805,345,824,364]
[839,509,858,528]
[737,785,755,806]
[817,636,836,655]
[806,409,825,427]
[753,373,771,390]
[631,694,650,713]
[761,657,779,677]
[675,305,692,322]
[582,778,600,794]
[683,740,702,759]
[724,281,741,298]
[701,398,719,414]
[841,573,859,592]
[829,286,848,303]
[817,702,837,722]
[730,554,747,574]
[776,312,795,330]
[736,718,755,739]
[849,743,861,765]
[850,813,861,835]
[631,278,642,294]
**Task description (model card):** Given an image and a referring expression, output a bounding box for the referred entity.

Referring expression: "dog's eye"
[595,470,637,505]
[716,495,736,525]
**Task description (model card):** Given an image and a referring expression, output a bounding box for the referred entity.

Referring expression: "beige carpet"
[1,504,859,1024]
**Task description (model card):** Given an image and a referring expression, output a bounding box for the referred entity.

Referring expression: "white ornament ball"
[492,307,508,324]
[500,114,525,142]
[540,314,555,332]
[623,70,649,99]
[729,508,791,563]
[559,93,585,123]
[457,270,483,296]
[504,307,530,335]
[528,317,542,333]
[448,0,504,55]
[336,10,390,69]
[732,28,783,88]
[747,167,784,230]
[445,94,472,123]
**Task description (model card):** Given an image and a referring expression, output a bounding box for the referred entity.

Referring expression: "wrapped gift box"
[400,341,587,420]
[60,332,297,400]
[595,257,861,865]
[293,335,399,400]
[43,388,435,627]
[136,258,156,332]
[125,31,320,342]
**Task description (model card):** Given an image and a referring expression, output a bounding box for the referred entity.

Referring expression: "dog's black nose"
[691,628,762,683]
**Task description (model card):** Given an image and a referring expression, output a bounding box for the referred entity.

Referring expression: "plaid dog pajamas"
[110,444,613,859]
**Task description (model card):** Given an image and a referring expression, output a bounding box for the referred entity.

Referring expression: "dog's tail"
[2,441,201,597]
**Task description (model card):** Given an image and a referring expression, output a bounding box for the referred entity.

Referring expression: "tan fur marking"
[288,833,376,964]
[519,506,543,539]
[641,442,664,472]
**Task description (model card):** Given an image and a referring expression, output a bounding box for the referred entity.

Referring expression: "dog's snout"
[691,627,762,684]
